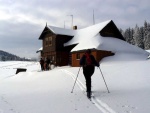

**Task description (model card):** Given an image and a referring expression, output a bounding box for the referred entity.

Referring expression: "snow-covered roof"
[39,47,43,51]
[62,20,148,55]
[64,20,111,46]
[36,47,43,53]
[39,20,148,56]
[71,34,148,55]
[47,26,76,36]
[63,20,148,55]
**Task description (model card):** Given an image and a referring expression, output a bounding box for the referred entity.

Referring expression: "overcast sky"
[0,0,149,59]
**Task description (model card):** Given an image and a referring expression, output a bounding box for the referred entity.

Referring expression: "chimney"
[73,26,77,30]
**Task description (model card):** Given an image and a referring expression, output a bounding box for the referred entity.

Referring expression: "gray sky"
[0,0,149,59]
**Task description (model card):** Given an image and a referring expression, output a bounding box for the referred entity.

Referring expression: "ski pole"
[71,67,81,93]
[99,66,110,93]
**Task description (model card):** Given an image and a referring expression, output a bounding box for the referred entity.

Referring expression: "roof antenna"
[93,9,95,25]
[67,15,73,29]
[46,22,47,27]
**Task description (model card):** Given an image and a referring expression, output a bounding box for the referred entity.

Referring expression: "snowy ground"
[0,53,150,113]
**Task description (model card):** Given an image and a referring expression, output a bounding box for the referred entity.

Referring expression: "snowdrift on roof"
[64,20,111,46]
[71,34,149,56]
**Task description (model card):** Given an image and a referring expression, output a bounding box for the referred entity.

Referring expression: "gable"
[100,21,125,40]
[39,26,76,40]
[64,20,112,47]
[39,27,55,40]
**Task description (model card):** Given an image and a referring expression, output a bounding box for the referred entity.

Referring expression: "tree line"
[0,50,32,61]
[120,21,150,50]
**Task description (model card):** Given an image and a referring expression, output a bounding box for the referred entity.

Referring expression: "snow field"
[0,53,150,113]
[61,69,116,113]
[0,63,101,113]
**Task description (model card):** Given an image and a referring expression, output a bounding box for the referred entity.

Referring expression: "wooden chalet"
[38,20,124,67]
[38,25,76,66]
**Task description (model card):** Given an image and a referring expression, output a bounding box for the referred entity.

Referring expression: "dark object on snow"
[16,68,27,74]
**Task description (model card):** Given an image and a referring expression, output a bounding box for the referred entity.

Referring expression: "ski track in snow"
[0,62,39,113]
[61,69,117,113]
[0,95,20,113]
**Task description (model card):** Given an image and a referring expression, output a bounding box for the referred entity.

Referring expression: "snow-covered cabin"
[38,20,148,67]
[38,24,76,66]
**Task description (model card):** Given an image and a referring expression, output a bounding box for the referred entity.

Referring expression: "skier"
[80,49,99,98]
[39,58,44,71]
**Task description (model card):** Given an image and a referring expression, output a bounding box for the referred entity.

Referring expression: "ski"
[82,90,95,103]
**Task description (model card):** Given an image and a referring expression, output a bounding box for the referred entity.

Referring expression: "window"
[45,36,52,47]
[76,53,80,60]
[48,37,52,46]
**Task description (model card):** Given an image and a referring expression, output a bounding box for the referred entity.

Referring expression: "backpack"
[85,54,93,66]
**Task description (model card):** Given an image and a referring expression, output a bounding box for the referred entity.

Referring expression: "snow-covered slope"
[0,54,150,113]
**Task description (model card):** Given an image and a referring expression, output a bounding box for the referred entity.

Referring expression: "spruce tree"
[144,21,148,48]
[130,28,135,45]
[124,28,131,43]
[139,27,144,49]
[144,23,150,49]
[133,25,144,49]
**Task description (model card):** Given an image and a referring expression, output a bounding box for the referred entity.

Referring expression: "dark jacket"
[40,59,44,65]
